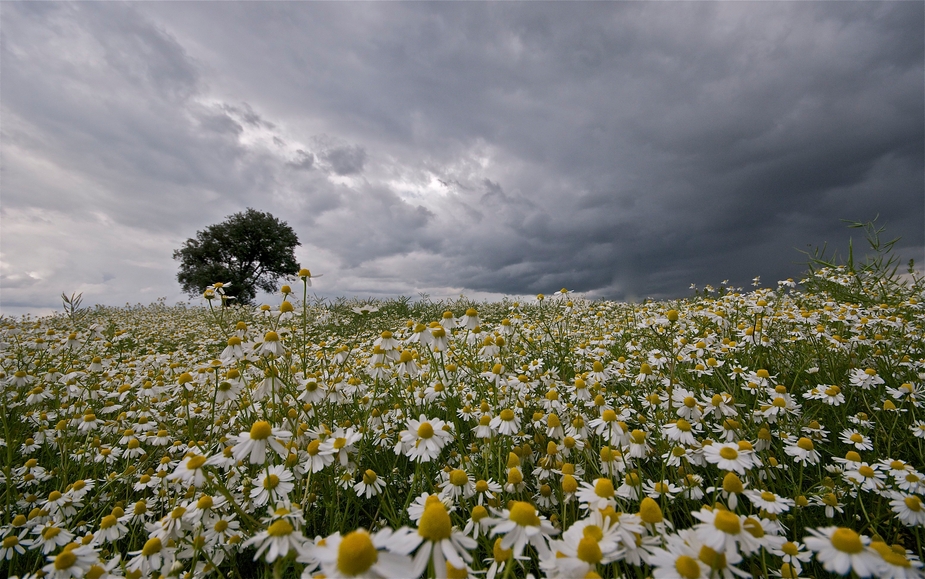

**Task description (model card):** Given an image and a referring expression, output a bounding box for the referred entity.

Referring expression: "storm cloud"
[1,2,922,315]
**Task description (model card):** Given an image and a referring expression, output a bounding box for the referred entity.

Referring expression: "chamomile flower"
[889,492,925,526]
[312,527,416,578]
[168,452,210,487]
[804,526,879,577]
[487,501,558,558]
[703,442,754,474]
[41,544,99,579]
[251,465,295,507]
[354,469,386,499]
[784,437,821,466]
[395,415,452,463]
[230,420,291,465]
[576,478,618,511]
[406,500,476,577]
[745,490,795,514]
[839,429,873,451]
[242,518,310,563]
[691,507,763,558]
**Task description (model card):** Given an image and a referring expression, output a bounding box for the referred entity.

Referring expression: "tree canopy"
[173,208,300,305]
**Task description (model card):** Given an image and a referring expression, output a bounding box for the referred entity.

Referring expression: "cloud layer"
[2,2,922,315]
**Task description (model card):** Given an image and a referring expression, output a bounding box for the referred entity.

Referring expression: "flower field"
[2,263,924,579]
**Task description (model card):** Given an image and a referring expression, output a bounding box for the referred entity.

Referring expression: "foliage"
[59,291,87,323]
[3,228,925,578]
[801,217,924,306]
[173,208,300,305]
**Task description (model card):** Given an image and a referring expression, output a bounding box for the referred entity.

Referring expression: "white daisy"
[804,526,879,577]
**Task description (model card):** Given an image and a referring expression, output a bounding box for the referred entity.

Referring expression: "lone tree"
[173,208,300,305]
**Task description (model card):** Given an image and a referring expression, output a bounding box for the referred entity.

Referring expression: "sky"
[1,1,923,317]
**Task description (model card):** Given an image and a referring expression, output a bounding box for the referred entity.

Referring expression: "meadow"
[1,250,924,578]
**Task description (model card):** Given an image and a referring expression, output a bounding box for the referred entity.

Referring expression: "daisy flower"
[804,526,879,577]
[126,537,176,576]
[576,478,618,511]
[542,516,621,578]
[395,415,453,463]
[784,437,821,466]
[771,541,813,575]
[354,469,386,499]
[889,492,925,526]
[168,452,210,487]
[321,427,363,468]
[869,539,924,578]
[703,442,754,474]
[311,527,416,579]
[644,479,682,500]
[95,512,129,544]
[745,490,795,514]
[691,507,763,558]
[251,465,295,507]
[31,524,75,555]
[407,500,477,577]
[647,530,711,579]
[489,408,520,437]
[440,469,475,501]
[839,429,873,451]
[663,419,699,445]
[242,518,311,563]
[462,505,493,539]
[487,501,558,558]
[843,462,887,492]
[41,544,98,579]
[230,420,291,465]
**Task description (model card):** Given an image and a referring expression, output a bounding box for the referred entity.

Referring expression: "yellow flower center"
[337,530,378,576]
[594,478,615,498]
[142,537,162,556]
[471,505,488,522]
[263,474,280,489]
[54,550,77,570]
[186,455,207,470]
[760,491,776,502]
[249,421,273,440]
[639,497,663,524]
[100,515,117,529]
[493,537,513,562]
[417,422,435,439]
[722,472,743,494]
[509,501,540,527]
[719,447,738,460]
[858,466,876,478]
[713,511,741,535]
[850,433,864,443]
[333,437,347,450]
[418,503,452,541]
[699,545,726,570]
[267,520,294,537]
[500,409,515,421]
[675,555,701,579]
[449,469,468,487]
[577,536,603,564]
[905,496,922,512]
[830,528,863,553]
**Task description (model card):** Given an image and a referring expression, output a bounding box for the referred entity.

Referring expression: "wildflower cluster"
[1,265,924,578]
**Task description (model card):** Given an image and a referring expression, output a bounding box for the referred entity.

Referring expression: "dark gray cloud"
[1,1,921,315]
